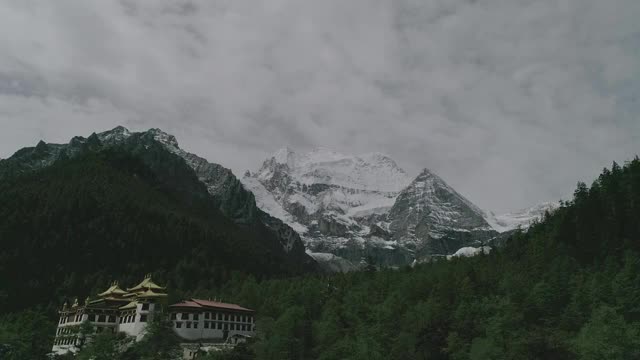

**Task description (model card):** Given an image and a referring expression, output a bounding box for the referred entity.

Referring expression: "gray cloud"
[0,0,638,212]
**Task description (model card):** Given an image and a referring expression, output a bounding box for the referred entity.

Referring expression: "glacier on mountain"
[484,201,559,233]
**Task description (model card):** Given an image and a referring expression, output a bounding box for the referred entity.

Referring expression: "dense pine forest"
[2,157,640,359]
[0,148,315,313]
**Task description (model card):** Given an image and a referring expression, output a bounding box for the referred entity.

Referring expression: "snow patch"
[447,246,492,259]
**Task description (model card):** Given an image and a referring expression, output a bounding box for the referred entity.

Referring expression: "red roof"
[169,298,254,313]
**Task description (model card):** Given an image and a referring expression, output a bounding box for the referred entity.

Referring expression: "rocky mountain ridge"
[243,147,559,266]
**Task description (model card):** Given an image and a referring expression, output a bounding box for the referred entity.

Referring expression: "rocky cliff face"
[387,169,497,257]
[243,148,499,266]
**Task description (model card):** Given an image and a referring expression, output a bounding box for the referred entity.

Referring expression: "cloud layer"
[1,0,638,212]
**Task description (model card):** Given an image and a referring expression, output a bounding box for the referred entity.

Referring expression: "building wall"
[119,302,157,340]
[52,302,160,355]
[171,310,255,341]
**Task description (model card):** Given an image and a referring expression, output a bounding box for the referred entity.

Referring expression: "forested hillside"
[0,148,315,314]
[2,158,640,359]
[202,158,640,359]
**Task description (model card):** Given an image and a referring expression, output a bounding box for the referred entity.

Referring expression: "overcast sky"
[0,0,639,213]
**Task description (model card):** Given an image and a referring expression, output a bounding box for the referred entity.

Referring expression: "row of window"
[56,327,75,335]
[88,314,117,323]
[170,312,253,323]
[59,315,76,324]
[119,313,147,324]
[58,303,153,325]
[53,337,78,346]
[58,313,148,326]
[174,321,253,332]
[56,325,116,338]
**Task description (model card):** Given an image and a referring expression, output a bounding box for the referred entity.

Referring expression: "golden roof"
[127,274,166,293]
[119,301,138,310]
[98,281,128,298]
[137,289,168,299]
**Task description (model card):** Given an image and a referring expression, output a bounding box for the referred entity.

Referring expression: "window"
[140,314,148,323]
[217,322,222,330]
[204,312,210,320]
[224,323,228,330]
[193,313,199,320]
[98,315,106,323]
[108,316,116,323]
[186,322,191,328]
[176,322,182,329]
[181,313,188,320]
[194,323,198,329]
[170,313,177,320]
[204,322,210,329]
[141,303,149,311]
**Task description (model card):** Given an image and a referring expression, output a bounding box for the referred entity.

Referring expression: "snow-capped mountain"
[242,148,498,265]
[387,169,498,257]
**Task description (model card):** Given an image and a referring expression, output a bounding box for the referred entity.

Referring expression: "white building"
[51,276,256,359]
[51,275,168,356]
[169,298,255,341]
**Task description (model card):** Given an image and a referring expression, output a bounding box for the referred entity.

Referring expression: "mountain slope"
[0,128,317,311]
[0,127,314,260]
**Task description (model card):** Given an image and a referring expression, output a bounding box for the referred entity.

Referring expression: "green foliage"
[74,314,180,360]
[0,309,55,360]
[3,154,640,359]
[128,314,182,360]
[572,306,640,360]
[0,149,314,313]
[198,158,640,360]
[76,331,133,360]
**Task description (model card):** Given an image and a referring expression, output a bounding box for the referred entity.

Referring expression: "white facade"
[171,308,255,341]
[51,302,160,355]
[51,276,168,356]
[51,281,256,359]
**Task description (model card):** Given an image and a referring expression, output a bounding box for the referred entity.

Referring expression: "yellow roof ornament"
[119,301,138,310]
[127,274,166,293]
[137,288,168,299]
[72,298,79,308]
[98,281,128,298]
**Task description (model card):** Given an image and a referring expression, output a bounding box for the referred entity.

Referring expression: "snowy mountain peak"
[259,147,411,193]
[147,128,179,149]
[97,126,132,143]
[245,147,500,265]
[272,147,296,167]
